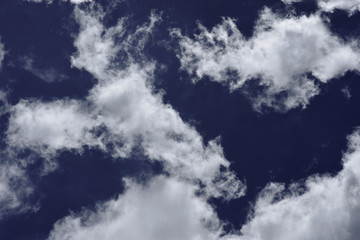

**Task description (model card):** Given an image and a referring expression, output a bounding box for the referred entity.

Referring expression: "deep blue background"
[0,0,360,239]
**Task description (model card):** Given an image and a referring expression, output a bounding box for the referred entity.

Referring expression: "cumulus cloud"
[7,7,244,200]
[282,0,360,15]
[10,3,360,240]
[7,99,98,154]
[236,129,360,240]
[48,176,223,240]
[173,8,360,112]
[318,0,360,14]
[48,129,360,240]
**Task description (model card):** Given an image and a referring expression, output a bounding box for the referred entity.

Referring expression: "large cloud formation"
[4,1,360,240]
[6,7,244,200]
[173,8,360,112]
[47,129,360,240]
[43,5,360,240]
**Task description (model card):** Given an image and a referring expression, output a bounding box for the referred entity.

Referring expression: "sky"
[0,0,360,239]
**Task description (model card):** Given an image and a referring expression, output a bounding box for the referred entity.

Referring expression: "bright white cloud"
[235,130,360,240]
[173,8,360,112]
[48,129,360,240]
[7,99,99,155]
[7,7,244,200]
[48,176,223,240]
[12,4,360,240]
[318,0,360,14]
[282,0,360,15]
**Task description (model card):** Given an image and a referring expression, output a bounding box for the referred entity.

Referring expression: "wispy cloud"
[0,40,5,70]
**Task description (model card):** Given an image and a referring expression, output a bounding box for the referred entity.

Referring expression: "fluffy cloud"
[7,7,244,200]
[48,176,223,240]
[236,130,360,240]
[173,8,360,112]
[282,0,360,15]
[318,0,360,14]
[10,3,360,240]
[7,99,98,154]
[48,129,360,240]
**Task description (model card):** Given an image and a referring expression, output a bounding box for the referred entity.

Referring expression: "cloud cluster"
[4,2,360,240]
[47,128,360,240]
[173,8,360,112]
[7,7,244,200]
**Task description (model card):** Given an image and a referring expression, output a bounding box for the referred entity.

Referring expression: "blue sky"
[1,0,360,239]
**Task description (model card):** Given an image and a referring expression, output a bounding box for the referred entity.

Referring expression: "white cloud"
[7,7,244,200]
[234,130,360,240]
[48,176,223,240]
[173,8,360,112]
[282,0,360,15]
[10,4,360,240]
[7,99,99,154]
[318,0,360,14]
[47,129,360,240]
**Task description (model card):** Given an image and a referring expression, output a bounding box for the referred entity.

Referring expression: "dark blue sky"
[1,0,360,240]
